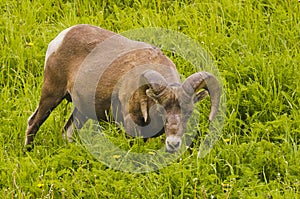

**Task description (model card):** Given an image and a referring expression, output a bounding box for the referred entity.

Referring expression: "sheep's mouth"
[165,147,179,153]
[165,145,180,153]
[166,149,176,153]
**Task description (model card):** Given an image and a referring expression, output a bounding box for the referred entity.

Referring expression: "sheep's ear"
[193,90,209,103]
[139,85,149,122]
[139,70,168,122]
[146,88,159,102]
[140,101,148,123]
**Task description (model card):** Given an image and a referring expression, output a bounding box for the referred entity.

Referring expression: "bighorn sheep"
[25,24,220,152]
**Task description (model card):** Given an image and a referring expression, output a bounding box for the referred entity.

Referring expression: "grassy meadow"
[1,0,300,198]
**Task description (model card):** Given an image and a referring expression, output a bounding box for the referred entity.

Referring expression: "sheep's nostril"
[167,141,180,150]
[173,141,180,148]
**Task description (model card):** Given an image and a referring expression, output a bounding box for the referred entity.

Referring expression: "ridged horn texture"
[182,72,220,122]
[140,70,168,95]
[139,70,168,122]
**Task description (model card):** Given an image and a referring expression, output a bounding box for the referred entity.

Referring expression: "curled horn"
[182,72,220,122]
[139,70,168,122]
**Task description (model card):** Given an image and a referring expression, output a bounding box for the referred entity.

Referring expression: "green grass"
[1,0,300,198]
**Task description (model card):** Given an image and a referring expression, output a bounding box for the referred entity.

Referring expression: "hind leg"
[62,107,87,142]
[25,86,66,148]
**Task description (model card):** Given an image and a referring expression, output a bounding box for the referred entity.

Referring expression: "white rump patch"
[45,27,72,64]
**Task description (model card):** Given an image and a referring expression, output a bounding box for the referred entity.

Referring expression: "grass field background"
[1,0,299,198]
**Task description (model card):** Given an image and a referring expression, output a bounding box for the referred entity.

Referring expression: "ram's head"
[130,70,220,153]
